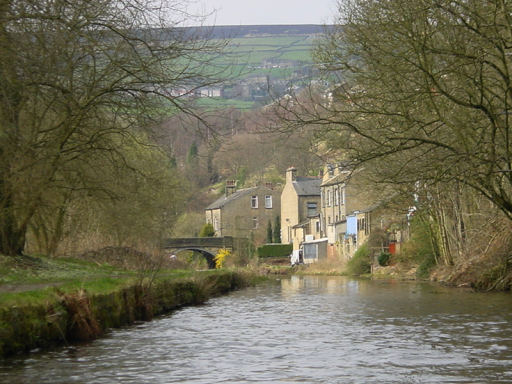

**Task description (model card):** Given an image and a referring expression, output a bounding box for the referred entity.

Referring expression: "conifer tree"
[273,215,281,244]
[266,220,273,244]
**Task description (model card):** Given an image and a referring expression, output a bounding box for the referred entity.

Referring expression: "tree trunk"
[0,190,26,255]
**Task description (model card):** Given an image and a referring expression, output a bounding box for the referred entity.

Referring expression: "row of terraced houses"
[205,164,403,263]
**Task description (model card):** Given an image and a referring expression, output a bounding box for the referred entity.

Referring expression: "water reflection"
[1,276,512,383]
[281,275,360,297]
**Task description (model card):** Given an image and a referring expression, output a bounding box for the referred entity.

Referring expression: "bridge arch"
[163,237,247,270]
[169,248,216,269]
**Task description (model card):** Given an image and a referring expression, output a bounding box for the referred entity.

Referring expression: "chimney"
[286,167,297,184]
[225,180,236,196]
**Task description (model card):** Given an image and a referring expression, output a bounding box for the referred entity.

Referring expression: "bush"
[346,243,371,275]
[214,249,230,269]
[257,244,292,258]
[399,218,435,264]
[416,252,436,279]
[378,252,391,266]
[398,218,438,278]
[199,223,215,238]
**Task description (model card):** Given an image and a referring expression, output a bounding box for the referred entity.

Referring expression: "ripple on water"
[1,276,512,383]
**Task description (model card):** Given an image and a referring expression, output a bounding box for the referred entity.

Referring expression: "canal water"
[2,276,512,383]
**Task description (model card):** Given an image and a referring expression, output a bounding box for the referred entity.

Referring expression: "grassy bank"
[0,254,264,357]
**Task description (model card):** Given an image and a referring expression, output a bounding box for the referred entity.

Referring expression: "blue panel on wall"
[346,215,357,235]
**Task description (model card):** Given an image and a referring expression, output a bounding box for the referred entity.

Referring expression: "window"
[265,195,272,209]
[315,221,320,233]
[213,218,219,231]
[252,217,259,229]
[307,202,317,217]
[334,188,339,206]
[322,191,325,207]
[340,188,345,205]
[251,195,258,208]
[327,190,332,206]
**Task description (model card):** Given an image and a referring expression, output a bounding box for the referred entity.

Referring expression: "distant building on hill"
[205,181,281,245]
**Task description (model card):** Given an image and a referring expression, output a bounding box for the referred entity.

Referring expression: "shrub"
[199,223,215,238]
[416,252,436,279]
[346,243,371,275]
[214,249,230,269]
[399,218,436,264]
[397,217,438,278]
[378,252,391,266]
[257,244,292,258]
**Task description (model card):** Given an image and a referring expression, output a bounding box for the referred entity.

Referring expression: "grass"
[0,254,204,308]
[293,260,348,276]
[0,251,262,308]
[0,256,136,307]
[194,97,257,110]
[228,36,311,47]
[0,254,127,285]
[0,288,60,307]
[206,35,315,69]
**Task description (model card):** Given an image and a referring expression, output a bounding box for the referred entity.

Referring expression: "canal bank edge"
[0,270,262,357]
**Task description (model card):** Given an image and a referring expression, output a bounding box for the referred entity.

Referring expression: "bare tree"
[276,0,512,220]
[0,0,226,255]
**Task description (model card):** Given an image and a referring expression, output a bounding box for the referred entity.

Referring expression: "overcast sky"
[189,0,338,26]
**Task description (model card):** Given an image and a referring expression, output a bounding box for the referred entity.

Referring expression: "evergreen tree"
[266,220,273,244]
[273,215,281,243]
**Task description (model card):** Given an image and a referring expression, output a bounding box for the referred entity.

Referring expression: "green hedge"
[257,244,292,258]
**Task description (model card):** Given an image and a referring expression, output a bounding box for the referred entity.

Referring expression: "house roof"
[292,219,310,229]
[321,171,351,187]
[347,201,385,216]
[292,177,321,196]
[205,187,259,210]
[207,185,281,210]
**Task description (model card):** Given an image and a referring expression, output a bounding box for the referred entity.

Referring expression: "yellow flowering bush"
[215,248,231,269]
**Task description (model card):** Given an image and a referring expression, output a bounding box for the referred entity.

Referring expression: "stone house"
[205,181,281,245]
[320,163,401,260]
[320,164,376,259]
[280,167,322,250]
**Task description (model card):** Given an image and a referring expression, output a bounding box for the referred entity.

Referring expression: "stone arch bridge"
[161,236,248,269]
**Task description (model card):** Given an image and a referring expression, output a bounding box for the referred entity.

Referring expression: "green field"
[212,34,316,68]
[169,31,324,111]
[194,97,257,110]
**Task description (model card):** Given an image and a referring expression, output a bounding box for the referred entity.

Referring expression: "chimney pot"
[286,167,297,183]
[225,180,237,196]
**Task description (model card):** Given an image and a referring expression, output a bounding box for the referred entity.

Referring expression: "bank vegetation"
[0,252,264,357]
